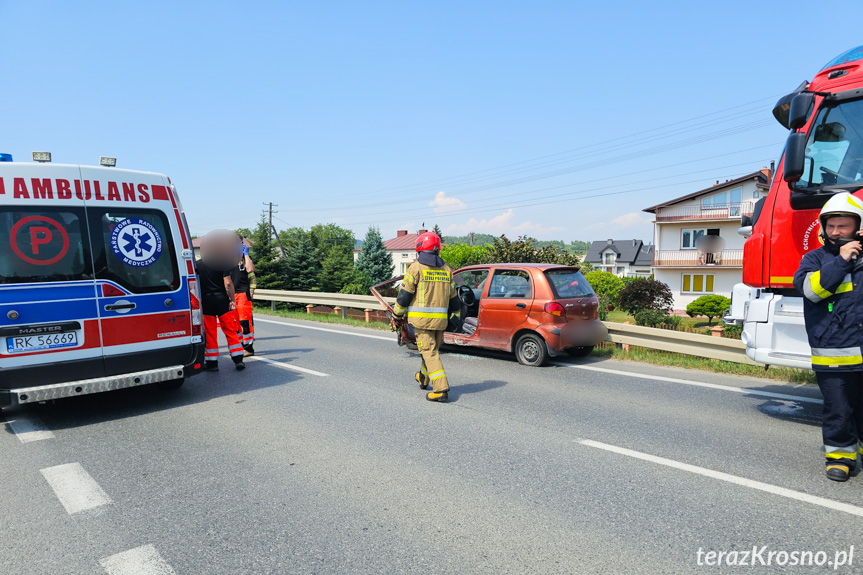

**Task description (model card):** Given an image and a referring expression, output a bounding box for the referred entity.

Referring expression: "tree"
[432,224,443,238]
[440,243,490,270]
[583,271,625,317]
[320,244,354,293]
[617,278,674,315]
[248,215,288,290]
[355,226,394,285]
[340,268,374,295]
[309,223,355,261]
[483,235,580,265]
[285,229,320,291]
[686,295,731,325]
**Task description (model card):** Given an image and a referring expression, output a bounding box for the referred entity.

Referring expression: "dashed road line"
[579,439,863,518]
[6,413,55,443]
[560,362,822,404]
[247,355,330,377]
[100,544,176,575]
[255,317,394,341]
[40,462,112,514]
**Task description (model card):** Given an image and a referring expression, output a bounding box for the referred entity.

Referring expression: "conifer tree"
[320,244,354,293]
[355,226,394,285]
[285,229,320,291]
[248,215,288,289]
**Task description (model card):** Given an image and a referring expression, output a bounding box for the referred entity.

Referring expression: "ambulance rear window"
[89,208,179,293]
[0,207,91,284]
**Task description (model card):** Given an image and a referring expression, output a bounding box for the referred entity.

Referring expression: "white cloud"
[429,191,467,214]
[444,209,564,237]
[583,211,652,233]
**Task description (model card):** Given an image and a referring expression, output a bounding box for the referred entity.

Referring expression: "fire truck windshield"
[798,98,863,192]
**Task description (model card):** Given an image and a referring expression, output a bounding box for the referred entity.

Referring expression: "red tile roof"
[384,233,420,251]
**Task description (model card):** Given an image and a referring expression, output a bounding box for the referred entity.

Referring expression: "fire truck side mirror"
[788,93,815,130]
[783,132,808,183]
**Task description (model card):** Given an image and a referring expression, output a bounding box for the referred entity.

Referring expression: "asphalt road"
[2,315,861,574]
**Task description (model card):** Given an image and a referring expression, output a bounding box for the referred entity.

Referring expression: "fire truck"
[726,45,863,369]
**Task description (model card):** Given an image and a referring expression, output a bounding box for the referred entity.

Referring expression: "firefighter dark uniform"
[231,244,256,355]
[392,232,460,402]
[793,192,863,481]
[196,258,246,371]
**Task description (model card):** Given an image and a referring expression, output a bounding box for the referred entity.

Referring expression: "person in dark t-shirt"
[196,258,246,371]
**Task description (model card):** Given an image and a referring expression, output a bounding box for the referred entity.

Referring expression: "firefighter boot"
[827,464,853,482]
[416,371,429,390]
[426,391,448,403]
[203,361,219,372]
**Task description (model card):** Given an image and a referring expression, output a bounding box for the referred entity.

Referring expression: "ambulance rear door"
[0,163,104,386]
[79,167,195,376]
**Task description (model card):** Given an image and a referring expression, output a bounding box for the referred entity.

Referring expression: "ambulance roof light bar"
[32,151,52,163]
[100,156,117,167]
[0,153,12,162]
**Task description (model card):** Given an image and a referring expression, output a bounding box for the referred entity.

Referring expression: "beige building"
[643,169,770,311]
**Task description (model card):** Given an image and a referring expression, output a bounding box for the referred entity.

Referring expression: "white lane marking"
[255,317,394,341]
[580,439,863,518]
[560,363,822,404]
[40,462,112,514]
[247,355,329,377]
[6,413,55,443]
[100,544,176,575]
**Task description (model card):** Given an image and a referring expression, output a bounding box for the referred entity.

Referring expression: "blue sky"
[2,1,859,244]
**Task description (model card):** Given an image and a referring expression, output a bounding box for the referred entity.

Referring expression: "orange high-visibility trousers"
[235,292,255,348]
[204,311,244,363]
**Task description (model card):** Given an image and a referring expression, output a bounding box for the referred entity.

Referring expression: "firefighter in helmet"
[794,192,863,481]
[392,231,460,402]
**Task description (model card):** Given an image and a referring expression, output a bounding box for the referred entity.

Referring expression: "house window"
[682,228,719,249]
[682,273,714,294]
[616,266,624,275]
[701,187,741,207]
[401,262,411,274]
[603,252,615,264]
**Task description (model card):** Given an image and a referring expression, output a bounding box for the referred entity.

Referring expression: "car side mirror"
[788,93,815,130]
[783,132,808,183]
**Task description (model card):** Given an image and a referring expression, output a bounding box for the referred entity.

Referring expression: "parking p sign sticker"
[111,218,163,267]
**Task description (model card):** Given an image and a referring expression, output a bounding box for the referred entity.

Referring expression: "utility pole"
[263,202,278,235]
[262,202,285,257]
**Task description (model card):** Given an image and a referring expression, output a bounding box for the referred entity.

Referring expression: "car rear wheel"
[515,333,547,367]
[566,346,594,358]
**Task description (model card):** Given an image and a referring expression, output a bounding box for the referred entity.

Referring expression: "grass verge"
[253,306,816,385]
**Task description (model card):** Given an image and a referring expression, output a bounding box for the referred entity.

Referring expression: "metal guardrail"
[602,321,755,365]
[253,289,754,364]
[254,289,394,314]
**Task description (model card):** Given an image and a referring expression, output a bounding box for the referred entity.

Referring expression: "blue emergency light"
[0,153,12,162]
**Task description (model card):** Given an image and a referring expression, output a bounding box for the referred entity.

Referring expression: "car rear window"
[0,206,92,284]
[545,269,594,298]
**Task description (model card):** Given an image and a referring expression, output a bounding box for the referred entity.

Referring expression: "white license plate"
[6,332,79,353]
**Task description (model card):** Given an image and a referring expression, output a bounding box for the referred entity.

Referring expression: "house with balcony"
[353,229,427,276]
[584,239,653,277]
[642,169,771,312]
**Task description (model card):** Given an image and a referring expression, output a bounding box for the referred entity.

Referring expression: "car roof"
[456,263,580,271]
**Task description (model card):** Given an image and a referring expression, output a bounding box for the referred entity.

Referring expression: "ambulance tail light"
[189,277,203,336]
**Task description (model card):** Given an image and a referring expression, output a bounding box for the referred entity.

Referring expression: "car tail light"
[544,302,565,318]
[189,277,203,336]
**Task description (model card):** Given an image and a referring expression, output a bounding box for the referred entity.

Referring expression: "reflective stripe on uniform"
[429,369,446,381]
[393,303,406,315]
[826,443,858,460]
[403,274,416,285]
[803,271,852,302]
[407,305,448,319]
[811,346,863,366]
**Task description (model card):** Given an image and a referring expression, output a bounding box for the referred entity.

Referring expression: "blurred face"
[200,229,243,271]
[825,216,858,240]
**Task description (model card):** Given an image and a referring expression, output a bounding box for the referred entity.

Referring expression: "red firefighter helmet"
[416,231,441,252]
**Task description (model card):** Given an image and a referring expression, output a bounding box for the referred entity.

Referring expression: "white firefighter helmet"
[819,192,863,239]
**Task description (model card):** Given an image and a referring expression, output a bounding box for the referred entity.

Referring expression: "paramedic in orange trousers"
[231,237,257,356]
[196,258,246,371]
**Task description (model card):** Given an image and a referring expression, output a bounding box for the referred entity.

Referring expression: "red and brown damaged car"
[373,263,608,367]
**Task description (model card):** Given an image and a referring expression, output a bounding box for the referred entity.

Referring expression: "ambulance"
[0,152,204,410]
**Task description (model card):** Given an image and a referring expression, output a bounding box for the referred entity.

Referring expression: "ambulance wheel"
[158,378,185,391]
[566,346,594,358]
[515,333,547,367]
